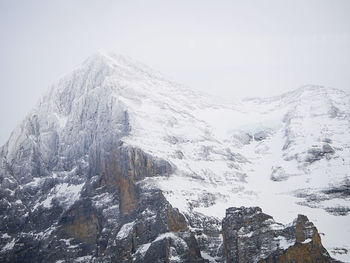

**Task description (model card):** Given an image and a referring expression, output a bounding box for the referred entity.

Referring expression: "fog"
[1,0,350,145]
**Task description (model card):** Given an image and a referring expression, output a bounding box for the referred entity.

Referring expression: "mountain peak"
[293,84,345,96]
[81,51,167,83]
[84,50,136,69]
[1,53,349,262]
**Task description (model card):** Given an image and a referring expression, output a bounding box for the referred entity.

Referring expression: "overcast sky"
[1,0,350,145]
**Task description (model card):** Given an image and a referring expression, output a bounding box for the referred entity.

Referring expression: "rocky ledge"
[222,206,340,263]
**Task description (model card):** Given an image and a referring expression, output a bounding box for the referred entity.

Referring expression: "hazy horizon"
[1,0,350,145]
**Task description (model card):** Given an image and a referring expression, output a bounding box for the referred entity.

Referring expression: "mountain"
[0,52,349,262]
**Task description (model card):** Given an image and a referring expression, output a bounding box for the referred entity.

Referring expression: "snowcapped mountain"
[0,52,349,262]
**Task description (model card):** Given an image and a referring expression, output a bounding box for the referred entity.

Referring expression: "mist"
[1,0,350,145]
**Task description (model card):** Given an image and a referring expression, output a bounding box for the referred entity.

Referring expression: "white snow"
[201,251,217,262]
[154,232,188,249]
[126,85,350,262]
[133,242,151,259]
[241,231,254,238]
[25,177,43,187]
[1,233,11,239]
[268,222,285,231]
[302,238,312,244]
[33,183,84,210]
[60,238,73,246]
[275,236,294,250]
[132,232,188,261]
[74,255,92,262]
[54,112,68,128]
[116,221,135,240]
[1,239,15,252]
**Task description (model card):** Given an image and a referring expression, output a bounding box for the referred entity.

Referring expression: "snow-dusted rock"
[222,207,336,263]
[0,52,349,262]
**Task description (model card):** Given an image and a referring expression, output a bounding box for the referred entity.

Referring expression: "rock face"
[0,54,205,262]
[0,141,206,262]
[0,144,205,262]
[222,207,338,263]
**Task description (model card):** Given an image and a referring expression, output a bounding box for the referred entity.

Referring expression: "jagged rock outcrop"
[222,207,338,263]
[187,212,224,262]
[0,141,205,262]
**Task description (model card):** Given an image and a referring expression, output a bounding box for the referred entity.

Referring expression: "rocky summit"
[0,52,349,262]
[222,207,338,263]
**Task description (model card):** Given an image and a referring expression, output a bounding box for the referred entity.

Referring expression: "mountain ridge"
[0,53,349,262]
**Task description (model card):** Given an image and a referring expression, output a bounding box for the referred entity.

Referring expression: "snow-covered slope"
[133,83,350,261]
[0,52,349,262]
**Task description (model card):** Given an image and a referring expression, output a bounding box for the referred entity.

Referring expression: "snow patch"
[133,242,151,259]
[74,255,93,262]
[1,233,11,239]
[33,183,84,210]
[302,238,312,244]
[117,222,135,240]
[1,239,15,252]
[54,112,68,128]
[201,251,217,262]
[276,236,294,250]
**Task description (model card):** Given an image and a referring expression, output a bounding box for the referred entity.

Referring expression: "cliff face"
[222,207,338,263]
[0,142,205,262]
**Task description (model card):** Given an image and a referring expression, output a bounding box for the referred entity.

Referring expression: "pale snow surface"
[1,239,15,252]
[118,81,350,262]
[132,232,187,261]
[275,236,294,250]
[302,238,313,244]
[33,183,84,211]
[116,221,135,240]
[1,234,10,239]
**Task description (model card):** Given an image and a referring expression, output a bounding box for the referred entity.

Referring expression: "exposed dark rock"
[293,181,350,216]
[322,144,335,154]
[254,131,269,141]
[270,166,289,182]
[331,248,348,256]
[0,144,204,263]
[322,138,333,144]
[328,105,341,118]
[186,212,223,262]
[222,206,338,263]
[305,144,335,163]
[324,206,350,216]
[322,181,350,198]
[60,199,101,243]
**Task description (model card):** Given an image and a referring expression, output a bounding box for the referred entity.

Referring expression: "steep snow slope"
[130,83,350,261]
[0,52,349,262]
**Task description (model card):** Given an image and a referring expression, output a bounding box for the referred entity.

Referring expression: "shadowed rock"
[222,206,339,263]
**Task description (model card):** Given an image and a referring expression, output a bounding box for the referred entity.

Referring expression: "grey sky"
[1,0,350,145]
